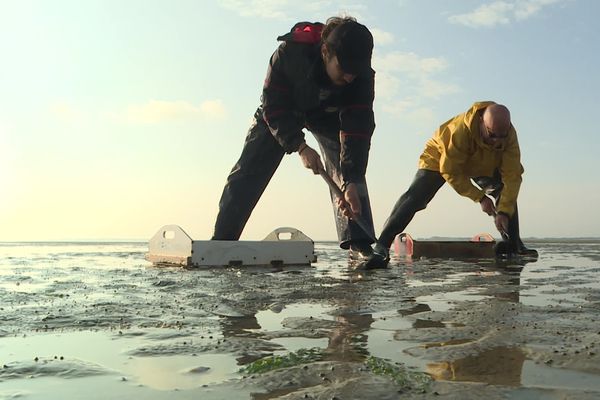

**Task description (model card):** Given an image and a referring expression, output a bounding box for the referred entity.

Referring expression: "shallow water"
[1,239,600,399]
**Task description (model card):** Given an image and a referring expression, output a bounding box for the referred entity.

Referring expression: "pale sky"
[1,0,598,241]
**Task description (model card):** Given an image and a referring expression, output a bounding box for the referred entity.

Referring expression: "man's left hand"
[480,196,496,216]
[299,145,325,174]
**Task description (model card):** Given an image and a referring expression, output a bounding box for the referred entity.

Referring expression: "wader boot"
[357,242,390,269]
[360,169,446,269]
[500,204,538,258]
[349,241,374,262]
[471,175,539,259]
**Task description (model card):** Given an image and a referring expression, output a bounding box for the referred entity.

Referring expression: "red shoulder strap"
[277,22,324,44]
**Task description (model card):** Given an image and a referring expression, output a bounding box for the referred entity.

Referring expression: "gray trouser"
[212,112,375,249]
[378,169,522,248]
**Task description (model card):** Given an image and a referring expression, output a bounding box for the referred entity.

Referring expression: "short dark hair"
[322,16,373,75]
[321,16,354,42]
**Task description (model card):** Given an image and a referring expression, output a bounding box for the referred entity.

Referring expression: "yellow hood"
[418,101,523,216]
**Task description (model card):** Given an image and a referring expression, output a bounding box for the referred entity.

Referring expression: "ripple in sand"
[0,358,113,381]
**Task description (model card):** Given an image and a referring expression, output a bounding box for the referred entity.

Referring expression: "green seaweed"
[365,356,432,390]
[239,348,324,374]
[240,348,432,393]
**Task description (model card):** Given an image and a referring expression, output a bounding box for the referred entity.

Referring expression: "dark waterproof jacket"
[260,23,376,184]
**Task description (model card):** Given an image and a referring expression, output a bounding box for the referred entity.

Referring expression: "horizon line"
[1,236,600,244]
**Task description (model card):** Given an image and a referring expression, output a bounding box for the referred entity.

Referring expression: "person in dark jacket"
[212,16,376,261]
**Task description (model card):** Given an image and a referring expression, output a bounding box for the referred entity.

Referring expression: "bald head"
[482,104,511,136]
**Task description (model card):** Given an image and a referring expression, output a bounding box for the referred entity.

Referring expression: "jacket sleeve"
[438,124,485,202]
[261,43,305,153]
[497,129,523,216]
[339,71,376,184]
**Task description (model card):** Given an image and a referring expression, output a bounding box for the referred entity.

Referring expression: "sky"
[1,0,598,241]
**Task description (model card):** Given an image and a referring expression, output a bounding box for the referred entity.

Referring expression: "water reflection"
[417,260,529,386]
[412,319,445,329]
[325,312,374,362]
[427,346,526,386]
[400,302,431,316]
[220,315,261,337]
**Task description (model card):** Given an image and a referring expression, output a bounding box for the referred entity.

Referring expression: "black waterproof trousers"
[377,169,523,248]
[212,110,376,249]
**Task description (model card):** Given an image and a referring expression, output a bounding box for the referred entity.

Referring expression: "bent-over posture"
[365,101,538,267]
[212,17,378,262]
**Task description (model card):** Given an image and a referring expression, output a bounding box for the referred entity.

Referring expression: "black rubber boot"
[473,173,538,259]
[508,205,538,257]
[495,204,538,258]
[356,242,390,269]
[349,241,374,262]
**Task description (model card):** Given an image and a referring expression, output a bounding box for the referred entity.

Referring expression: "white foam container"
[146,225,316,267]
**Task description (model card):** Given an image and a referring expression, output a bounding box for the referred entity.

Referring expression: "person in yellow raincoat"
[363,101,537,268]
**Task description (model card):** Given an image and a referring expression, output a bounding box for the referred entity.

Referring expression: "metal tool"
[493,210,510,240]
[471,178,509,239]
[319,170,377,243]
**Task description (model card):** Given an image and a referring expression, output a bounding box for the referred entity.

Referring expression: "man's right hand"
[336,182,361,218]
[479,196,496,216]
[299,144,324,174]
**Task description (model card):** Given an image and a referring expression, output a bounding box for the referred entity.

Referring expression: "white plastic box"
[146,225,316,267]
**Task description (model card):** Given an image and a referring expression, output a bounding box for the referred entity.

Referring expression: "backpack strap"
[277,22,324,44]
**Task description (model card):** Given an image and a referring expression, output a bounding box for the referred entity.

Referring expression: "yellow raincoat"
[418,101,523,216]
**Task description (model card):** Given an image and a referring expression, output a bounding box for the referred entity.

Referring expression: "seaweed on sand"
[365,356,432,391]
[239,348,432,392]
[239,348,324,374]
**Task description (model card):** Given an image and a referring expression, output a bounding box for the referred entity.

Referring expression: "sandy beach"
[1,239,600,399]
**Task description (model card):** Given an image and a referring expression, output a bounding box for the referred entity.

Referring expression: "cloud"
[370,28,395,46]
[199,100,227,119]
[449,0,563,28]
[126,99,226,124]
[373,51,459,115]
[375,52,448,75]
[373,51,458,103]
[218,0,290,19]
[514,0,562,20]
[449,1,513,27]
[381,102,436,125]
[218,0,369,21]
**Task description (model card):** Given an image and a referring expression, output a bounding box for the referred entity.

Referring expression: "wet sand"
[1,240,600,399]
